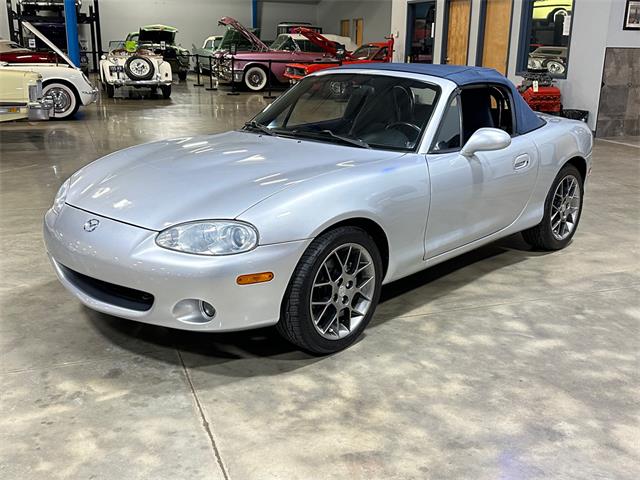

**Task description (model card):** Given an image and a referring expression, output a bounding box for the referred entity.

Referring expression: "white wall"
[98,0,251,51]
[0,4,9,39]
[317,0,393,43]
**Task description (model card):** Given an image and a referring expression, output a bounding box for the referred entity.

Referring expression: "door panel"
[340,19,350,38]
[480,0,513,74]
[424,135,538,258]
[445,0,471,65]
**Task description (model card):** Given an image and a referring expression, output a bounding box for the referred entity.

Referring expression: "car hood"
[65,131,403,231]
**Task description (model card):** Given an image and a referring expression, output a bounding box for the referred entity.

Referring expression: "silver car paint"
[44,69,593,332]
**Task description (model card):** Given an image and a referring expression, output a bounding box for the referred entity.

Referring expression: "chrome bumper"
[109,79,172,87]
[44,204,310,332]
[27,95,54,121]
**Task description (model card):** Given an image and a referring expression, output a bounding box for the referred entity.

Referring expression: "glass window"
[296,40,325,53]
[251,74,440,151]
[519,0,574,78]
[406,1,437,63]
[432,96,461,152]
[270,35,296,51]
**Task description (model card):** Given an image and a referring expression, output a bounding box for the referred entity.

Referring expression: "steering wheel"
[385,121,421,137]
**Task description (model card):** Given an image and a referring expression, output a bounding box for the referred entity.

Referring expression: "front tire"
[43,81,79,120]
[277,227,383,355]
[178,71,187,81]
[522,164,583,250]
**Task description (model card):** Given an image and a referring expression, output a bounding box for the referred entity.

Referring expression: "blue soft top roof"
[336,63,545,135]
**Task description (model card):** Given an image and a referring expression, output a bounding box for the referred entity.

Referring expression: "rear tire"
[105,83,115,98]
[160,85,172,99]
[522,164,583,250]
[277,227,383,355]
[178,71,187,81]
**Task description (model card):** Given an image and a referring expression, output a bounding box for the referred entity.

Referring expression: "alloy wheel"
[309,243,376,340]
[551,174,581,240]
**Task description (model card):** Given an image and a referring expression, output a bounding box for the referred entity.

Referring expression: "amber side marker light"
[236,272,274,285]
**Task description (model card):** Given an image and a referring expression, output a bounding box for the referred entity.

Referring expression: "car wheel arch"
[313,217,390,278]
[563,156,587,184]
[43,78,80,101]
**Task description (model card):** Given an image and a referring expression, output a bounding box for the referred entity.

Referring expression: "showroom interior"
[0,0,638,478]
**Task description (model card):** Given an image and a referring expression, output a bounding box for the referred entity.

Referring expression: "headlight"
[156,221,258,255]
[52,178,70,214]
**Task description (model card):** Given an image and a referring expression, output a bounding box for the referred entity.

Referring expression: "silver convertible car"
[44,64,593,354]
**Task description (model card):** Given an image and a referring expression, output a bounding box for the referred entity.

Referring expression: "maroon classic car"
[214,17,356,91]
[0,38,59,64]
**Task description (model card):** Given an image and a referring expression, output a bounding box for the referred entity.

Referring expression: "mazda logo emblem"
[83,219,100,232]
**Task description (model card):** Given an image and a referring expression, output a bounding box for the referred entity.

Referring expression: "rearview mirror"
[460,128,511,157]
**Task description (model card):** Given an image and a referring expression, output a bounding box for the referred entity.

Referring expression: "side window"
[432,96,461,152]
[488,87,514,135]
[459,86,514,141]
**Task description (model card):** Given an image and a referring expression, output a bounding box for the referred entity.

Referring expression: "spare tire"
[124,55,154,81]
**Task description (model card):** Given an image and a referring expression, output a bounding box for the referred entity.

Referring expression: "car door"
[424,88,539,259]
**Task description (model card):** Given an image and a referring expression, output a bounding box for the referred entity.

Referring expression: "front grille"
[60,264,154,312]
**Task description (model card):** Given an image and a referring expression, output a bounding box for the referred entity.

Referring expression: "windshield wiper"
[319,130,371,149]
[287,129,370,149]
[244,121,276,136]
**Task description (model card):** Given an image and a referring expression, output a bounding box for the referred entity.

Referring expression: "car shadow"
[89,232,553,369]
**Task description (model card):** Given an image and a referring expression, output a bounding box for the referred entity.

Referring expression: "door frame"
[405,0,437,63]
[440,0,473,65]
[475,0,515,73]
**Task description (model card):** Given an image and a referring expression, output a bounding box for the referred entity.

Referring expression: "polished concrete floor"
[1,79,639,480]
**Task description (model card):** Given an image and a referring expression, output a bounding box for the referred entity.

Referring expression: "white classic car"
[0,68,52,122]
[99,41,172,98]
[0,22,97,120]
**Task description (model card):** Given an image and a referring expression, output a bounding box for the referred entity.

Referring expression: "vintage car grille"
[59,264,154,312]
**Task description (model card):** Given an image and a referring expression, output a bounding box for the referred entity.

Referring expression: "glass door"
[406,1,437,63]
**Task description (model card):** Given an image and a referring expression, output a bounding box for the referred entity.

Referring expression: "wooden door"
[354,18,364,46]
[445,0,471,65]
[480,0,512,74]
[340,19,350,38]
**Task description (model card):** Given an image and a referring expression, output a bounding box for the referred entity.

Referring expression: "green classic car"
[125,25,189,81]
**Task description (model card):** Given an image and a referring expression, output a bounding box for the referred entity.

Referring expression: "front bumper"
[79,87,99,106]
[44,205,311,332]
[27,97,53,121]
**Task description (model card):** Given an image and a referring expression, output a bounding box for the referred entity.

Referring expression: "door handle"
[514,154,530,170]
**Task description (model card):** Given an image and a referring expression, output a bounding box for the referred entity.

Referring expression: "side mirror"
[460,128,511,157]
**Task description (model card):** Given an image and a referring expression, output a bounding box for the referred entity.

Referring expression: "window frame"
[429,83,518,154]
[250,73,442,154]
[516,0,576,79]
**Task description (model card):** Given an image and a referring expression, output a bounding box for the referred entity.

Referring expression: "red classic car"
[0,38,59,64]
[284,34,394,83]
[214,19,356,91]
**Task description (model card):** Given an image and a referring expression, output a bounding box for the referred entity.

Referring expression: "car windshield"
[219,27,258,51]
[351,45,379,60]
[138,30,175,45]
[250,73,440,151]
[270,34,295,51]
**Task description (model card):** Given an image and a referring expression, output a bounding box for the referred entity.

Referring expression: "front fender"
[238,153,431,282]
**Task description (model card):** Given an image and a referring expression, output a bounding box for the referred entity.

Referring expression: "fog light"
[200,301,216,318]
